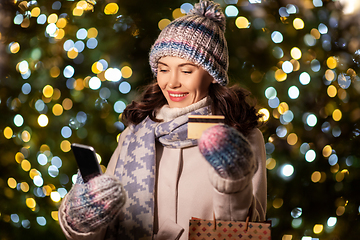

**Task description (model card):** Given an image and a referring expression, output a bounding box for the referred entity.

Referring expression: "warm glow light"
[310,28,321,39]
[21,160,31,171]
[327,57,337,69]
[266,158,276,170]
[293,18,304,30]
[48,13,58,24]
[158,19,171,30]
[8,178,17,189]
[38,114,49,127]
[332,109,342,121]
[287,133,298,145]
[173,8,185,19]
[31,7,41,17]
[51,211,59,221]
[56,18,67,28]
[278,102,289,114]
[273,198,284,208]
[258,108,270,122]
[4,126,13,139]
[87,27,98,38]
[121,66,133,78]
[10,42,20,54]
[325,69,335,81]
[290,47,302,60]
[62,98,73,110]
[275,69,287,82]
[21,130,31,142]
[60,140,71,152]
[67,48,78,59]
[313,224,323,234]
[311,171,321,183]
[104,3,119,15]
[43,85,54,98]
[26,198,36,208]
[235,16,249,29]
[327,85,337,97]
[52,104,63,116]
[322,145,332,157]
[50,66,60,78]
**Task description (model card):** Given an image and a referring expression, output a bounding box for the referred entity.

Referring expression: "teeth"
[170,93,187,97]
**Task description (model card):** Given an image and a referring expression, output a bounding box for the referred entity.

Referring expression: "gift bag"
[189,216,271,240]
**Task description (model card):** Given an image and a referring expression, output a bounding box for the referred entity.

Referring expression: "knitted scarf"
[106,103,209,239]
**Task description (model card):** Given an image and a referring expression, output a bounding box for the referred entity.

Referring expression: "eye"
[159,69,168,73]
[182,70,192,74]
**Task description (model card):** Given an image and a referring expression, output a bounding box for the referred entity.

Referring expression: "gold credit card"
[187,115,225,139]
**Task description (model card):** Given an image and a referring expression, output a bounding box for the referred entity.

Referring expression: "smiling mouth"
[169,93,187,97]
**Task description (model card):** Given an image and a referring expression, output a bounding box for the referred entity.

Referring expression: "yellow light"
[336,171,345,182]
[278,102,289,114]
[104,3,119,15]
[258,108,270,122]
[87,27,98,38]
[290,59,300,71]
[338,88,347,100]
[31,7,41,17]
[92,62,103,74]
[117,133,121,142]
[313,224,323,234]
[77,0,88,9]
[48,13,58,24]
[7,178,17,189]
[52,104,63,116]
[327,56,337,69]
[51,211,59,221]
[20,182,30,192]
[250,70,263,83]
[275,69,287,82]
[43,185,52,196]
[287,133,298,145]
[266,158,276,170]
[327,85,337,98]
[21,130,31,142]
[50,66,60,78]
[331,164,339,173]
[4,126,13,139]
[15,152,24,163]
[311,171,321,183]
[333,109,342,121]
[43,85,54,98]
[21,18,30,28]
[172,8,185,19]
[74,78,84,91]
[319,172,327,183]
[158,19,171,30]
[67,48,78,59]
[56,18,67,28]
[310,28,321,39]
[322,145,332,157]
[121,66,133,78]
[29,169,40,179]
[60,140,71,152]
[54,29,65,40]
[50,191,61,202]
[38,114,49,127]
[62,98,73,110]
[336,206,345,216]
[273,198,283,209]
[293,18,304,30]
[73,7,84,16]
[325,69,335,81]
[282,235,293,240]
[40,144,50,152]
[235,16,249,29]
[290,47,302,60]
[10,42,20,54]
[21,160,31,171]
[26,197,36,208]
[53,88,61,100]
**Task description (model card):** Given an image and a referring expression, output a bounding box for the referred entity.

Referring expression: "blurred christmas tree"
[1,0,360,239]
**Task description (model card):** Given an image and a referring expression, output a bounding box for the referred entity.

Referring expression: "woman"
[58,1,267,239]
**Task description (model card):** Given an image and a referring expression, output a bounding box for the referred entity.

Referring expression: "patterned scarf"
[105,105,209,239]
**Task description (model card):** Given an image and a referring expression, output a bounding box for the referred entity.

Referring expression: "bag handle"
[212,209,251,232]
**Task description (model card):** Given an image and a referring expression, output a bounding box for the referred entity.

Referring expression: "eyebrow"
[158,61,199,68]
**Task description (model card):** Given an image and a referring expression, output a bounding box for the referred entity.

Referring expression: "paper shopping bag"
[189,217,271,240]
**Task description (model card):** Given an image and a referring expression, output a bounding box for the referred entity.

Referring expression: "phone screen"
[71,143,102,182]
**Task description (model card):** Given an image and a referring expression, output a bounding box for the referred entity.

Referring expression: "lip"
[167,90,189,102]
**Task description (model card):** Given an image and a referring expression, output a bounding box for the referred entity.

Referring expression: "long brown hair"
[122,82,262,136]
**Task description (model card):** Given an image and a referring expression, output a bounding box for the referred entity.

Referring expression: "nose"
[168,72,180,89]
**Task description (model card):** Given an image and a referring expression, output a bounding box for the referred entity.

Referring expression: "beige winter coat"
[59,101,267,240]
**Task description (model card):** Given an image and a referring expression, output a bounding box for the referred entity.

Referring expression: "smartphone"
[71,143,102,182]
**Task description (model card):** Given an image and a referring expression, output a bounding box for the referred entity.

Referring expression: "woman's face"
[157,56,215,108]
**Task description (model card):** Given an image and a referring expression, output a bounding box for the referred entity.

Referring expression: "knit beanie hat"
[149,0,229,86]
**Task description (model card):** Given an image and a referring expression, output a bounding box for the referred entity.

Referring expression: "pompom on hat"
[149,0,229,86]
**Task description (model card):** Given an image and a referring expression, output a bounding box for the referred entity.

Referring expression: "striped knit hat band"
[149,0,229,86]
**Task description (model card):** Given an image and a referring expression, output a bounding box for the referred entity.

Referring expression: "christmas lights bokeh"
[1,0,360,239]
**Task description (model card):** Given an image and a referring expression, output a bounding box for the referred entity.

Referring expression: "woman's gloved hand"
[199,125,256,179]
[64,172,126,233]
